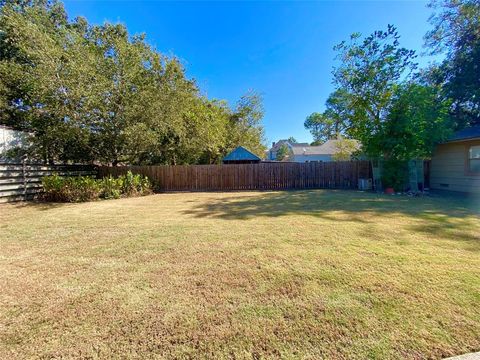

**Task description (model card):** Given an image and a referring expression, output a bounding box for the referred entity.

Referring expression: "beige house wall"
[430,139,480,194]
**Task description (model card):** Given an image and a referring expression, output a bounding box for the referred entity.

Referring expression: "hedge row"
[41,171,152,202]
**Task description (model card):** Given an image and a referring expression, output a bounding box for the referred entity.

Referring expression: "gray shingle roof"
[270,140,309,151]
[291,139,360,156]
[290,142,310,147]
[223,146,261,161]
[448,126,480,142]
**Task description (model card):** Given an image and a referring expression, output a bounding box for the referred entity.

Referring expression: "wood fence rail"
[0,162,96,203]
[98,161,372,192]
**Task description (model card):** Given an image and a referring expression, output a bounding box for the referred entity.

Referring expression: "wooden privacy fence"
[98,161,372,192]
[0,162,96,203]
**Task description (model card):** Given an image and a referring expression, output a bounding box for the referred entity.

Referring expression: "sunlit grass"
[0,190,479,359]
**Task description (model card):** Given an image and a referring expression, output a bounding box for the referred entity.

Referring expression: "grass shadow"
[1,200,79,211]
[183,189,479,250]
[183,190,478,221]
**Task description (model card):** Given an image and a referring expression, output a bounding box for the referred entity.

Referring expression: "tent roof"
[223,146,261,161]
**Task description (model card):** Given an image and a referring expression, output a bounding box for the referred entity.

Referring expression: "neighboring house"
[430,126,480,194]
[0,125,29,161]
[267,140,309,161]
[269,139,360,163]
[223,146,261,164]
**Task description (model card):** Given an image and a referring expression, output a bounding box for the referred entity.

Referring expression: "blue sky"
[63,0,439,145]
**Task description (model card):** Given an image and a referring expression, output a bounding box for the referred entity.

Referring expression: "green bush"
[42,174,69,202]
[122,170,140,196]
[120,171,152,196]
[72,176,102,202]
[42,174,101,202]
[101,176,123,199]
[381,160,408,192]
[42,171,152,202]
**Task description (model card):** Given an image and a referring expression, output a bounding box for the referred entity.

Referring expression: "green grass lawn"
[0,190,479,359]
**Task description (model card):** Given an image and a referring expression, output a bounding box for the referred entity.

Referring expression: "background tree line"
[304,0,479,162]
[0,0,266,165]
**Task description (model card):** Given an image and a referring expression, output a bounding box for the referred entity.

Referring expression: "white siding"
[0,127,29,159]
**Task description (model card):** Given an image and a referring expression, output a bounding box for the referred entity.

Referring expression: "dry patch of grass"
[0,190,479,359]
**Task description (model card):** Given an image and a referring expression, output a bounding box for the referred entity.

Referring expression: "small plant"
[139,175,153,195]
[122,170,140,196]
[74,176,102,202]
[120,171,152,196]
[42,174,69,202]
[101,176,123,199]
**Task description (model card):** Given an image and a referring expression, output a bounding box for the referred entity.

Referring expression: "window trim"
[465,143,480,176]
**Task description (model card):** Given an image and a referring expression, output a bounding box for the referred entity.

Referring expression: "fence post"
[22,155,27,201]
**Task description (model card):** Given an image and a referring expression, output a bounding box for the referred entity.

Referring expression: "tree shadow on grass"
[183,189,480,250]
[184,190,478,221]
[1,200,81,211]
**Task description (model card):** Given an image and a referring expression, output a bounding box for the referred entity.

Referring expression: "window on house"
[469,145,480,173]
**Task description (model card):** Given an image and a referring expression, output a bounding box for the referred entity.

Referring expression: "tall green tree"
[331,136,359,161]
[0,0,266,164]
[332,25,417,157]
[227,91,266,158]
[275,144,290,161]
[0,1,97,162]
[378,83,453,160]
[304,89,352,144]
[424,0,480,127]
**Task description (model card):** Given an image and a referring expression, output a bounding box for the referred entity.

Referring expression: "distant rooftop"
[291,142,310,147]
[447,126,480,142]
[270,140,309,149]
[291,139,360,156]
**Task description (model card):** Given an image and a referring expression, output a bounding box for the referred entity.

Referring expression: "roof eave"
[444,136,480,144]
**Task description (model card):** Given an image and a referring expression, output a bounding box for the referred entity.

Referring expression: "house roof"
[291,139,360,156]
[270,140,309,151]
[291,142,310,147]
[223,146,261,161]
[447,126,480,142]
[291,146,329,156]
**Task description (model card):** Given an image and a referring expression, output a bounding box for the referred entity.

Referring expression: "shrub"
[42,175,101,202]
[381,159,408,192]
[42,174,69,202]
[101,176,123,199]
[42,171,152,202]
[139,175,153,195]
[122,170,140,196]
[74,177,102,202]
[121,171,152,196]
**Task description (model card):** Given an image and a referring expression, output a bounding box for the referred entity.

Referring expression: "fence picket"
[97,161,371,192]
[0,163,96,203]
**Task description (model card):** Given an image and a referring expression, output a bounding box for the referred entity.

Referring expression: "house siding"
[292,154,333,163]
[430,139,480,194]
[0,126,29,160]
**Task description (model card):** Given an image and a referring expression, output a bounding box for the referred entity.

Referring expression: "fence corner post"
[22,154,28,201]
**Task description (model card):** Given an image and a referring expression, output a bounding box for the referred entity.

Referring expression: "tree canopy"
[305,12,468,161]
[304,89,352,145]
[331,136,359,161]
[331,25,418,157]
[0,0,266,164]
[275,144,291,161]
[376,83,453,160]
[424,0,480,127]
